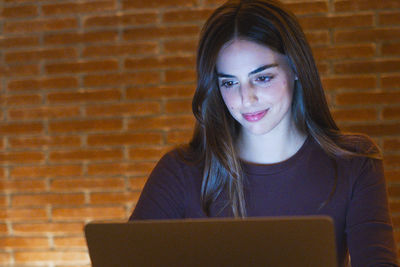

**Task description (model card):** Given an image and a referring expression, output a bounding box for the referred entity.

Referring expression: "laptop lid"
[85,216,338,267]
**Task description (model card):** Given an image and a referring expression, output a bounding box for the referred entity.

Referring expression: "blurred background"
[1,0,400,266]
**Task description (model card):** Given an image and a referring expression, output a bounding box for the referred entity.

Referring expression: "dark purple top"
[130,136,398,267]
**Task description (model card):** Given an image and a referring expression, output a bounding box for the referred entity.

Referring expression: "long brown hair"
[189,0,380,217]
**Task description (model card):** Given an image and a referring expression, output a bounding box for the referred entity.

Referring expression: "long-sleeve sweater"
[130,136,398,267]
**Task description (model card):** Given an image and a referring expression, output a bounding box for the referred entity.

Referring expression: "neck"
[237,125,307,164]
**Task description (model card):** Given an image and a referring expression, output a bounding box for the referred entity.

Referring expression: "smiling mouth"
[242,109,268,122]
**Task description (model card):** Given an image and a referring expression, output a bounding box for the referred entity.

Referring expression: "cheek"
[266,80,293,103]
[220,90,239,110]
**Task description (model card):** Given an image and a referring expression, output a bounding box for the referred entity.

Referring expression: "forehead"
[216,39,287,74]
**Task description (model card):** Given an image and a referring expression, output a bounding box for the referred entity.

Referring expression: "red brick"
[334,59,400,74]
[9,135,80,149]
[1,94,42,106]
[125,55,195,69]
[129,177,147,190]
[163,9,213,23]
[340,123,400,136]
[0,180,46,192]
[382,42,400,56]
[84,71,160,87]
[90,192,140,204]
[0,174,32,192]
[382,74,400,88]
[166,130,193,144]
[335,28,400,43]
[126,85,195,99]
[4,18,78,34]
[0,224,7,234]
[0,237,48,249]
[383,107,400,120]
[54,236,86,248]
[299,14,373,30]
[163,39,197,54]
[312,44,375,60]
[84,13,158,27]
[4,0,50,2]
[0,122,43,135]
[0,208,47,221]
[129,146,173,160]
[5,48,78,63]
[304,31,330,45]
[389,201,400,214]
[379,11,400,26]
[123,25,200,40]
[0,253,11,265]
[336,92,400,105]
[12,193,85,207]
[51,178,124,191]
[165,69,196,83]
[0,152,44,164]
[128,115,195,131]
[384,138,400,151]
[321,75,376,90]
[0,196,7,207]
[42,0,116,15]
[47,89,121,103]
[318,63,329,75]
[1,5,38,18]
[82,42,158,57]
[14,251,89,264]
[13,222,84,235]
[165,99,192,114]
[384,155,400,168]
[87,162,156,176]
[286,1,328,15]
[0,64,40,77]
[0,36,39,48]
[52,206,125,220]
[44,30,118,45]
[85,101,161,116]
[123,0,197,9]
[8,106,80,120]
[10,165,82,178]
[49,149,123,162]
[386,170,400,182]
[45,59,118,74]
[203,0,224,5]
[392,214,400,227]
[87,132,163,146]
[49,119,122,133]
[7,77,78,91]
[334,0,400,11]
[332,108,377,122]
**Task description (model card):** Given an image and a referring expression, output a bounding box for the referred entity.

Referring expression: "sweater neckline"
[241,135,312,175]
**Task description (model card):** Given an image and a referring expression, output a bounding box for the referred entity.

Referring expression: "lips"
[242,109,268,122]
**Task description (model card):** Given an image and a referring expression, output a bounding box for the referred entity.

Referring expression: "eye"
[255,75,272,83]
[220,80,239,89]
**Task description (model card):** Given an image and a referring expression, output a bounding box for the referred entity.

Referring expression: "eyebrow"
[216,63,279,78]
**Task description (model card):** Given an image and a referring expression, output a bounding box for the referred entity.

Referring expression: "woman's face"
[216,39,296,137]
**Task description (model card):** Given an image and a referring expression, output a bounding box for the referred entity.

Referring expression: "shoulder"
[153,145,203,177]
[158,145,201,166]
[336,133,381,158]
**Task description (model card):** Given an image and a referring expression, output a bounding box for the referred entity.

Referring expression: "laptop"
[85,216,338,267]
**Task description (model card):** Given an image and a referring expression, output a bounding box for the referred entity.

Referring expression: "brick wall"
[0,0,399,266]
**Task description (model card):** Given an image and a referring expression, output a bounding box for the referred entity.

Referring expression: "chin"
[242,124,274,136]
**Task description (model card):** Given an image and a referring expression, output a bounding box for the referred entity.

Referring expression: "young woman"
[130,0,398,266]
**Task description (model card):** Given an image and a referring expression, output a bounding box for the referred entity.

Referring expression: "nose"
[240,83,258,106]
